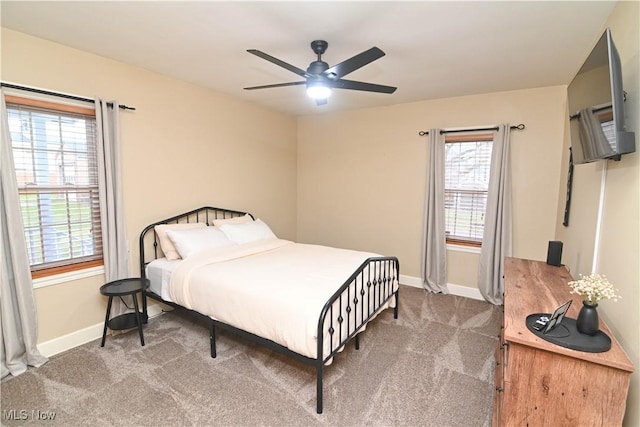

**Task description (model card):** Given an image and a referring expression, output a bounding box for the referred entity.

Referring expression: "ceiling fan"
[244,40,397,106]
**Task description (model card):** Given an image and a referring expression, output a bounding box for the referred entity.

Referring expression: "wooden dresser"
[493,257,634,426]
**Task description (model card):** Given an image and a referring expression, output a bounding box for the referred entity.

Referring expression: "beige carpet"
[1,285,501,426]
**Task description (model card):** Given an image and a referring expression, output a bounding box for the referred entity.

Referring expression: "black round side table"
[100,278,150,347]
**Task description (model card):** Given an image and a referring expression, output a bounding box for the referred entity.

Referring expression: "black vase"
[576,301,599,335]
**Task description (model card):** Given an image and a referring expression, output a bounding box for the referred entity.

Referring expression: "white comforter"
[169,239,395,359]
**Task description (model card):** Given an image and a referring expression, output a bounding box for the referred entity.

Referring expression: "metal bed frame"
[139,206,400,414]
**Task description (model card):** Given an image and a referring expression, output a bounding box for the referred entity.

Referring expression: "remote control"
[532,318,547,331]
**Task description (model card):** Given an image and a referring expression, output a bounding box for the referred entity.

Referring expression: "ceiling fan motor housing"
[307,61,329,75]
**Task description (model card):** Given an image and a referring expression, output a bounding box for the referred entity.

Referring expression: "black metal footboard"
[315,256,399,413]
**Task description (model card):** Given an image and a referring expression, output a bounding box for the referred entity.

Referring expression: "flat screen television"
[568,28,635,164]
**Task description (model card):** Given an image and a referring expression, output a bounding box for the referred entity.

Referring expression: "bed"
[139,206,400,413]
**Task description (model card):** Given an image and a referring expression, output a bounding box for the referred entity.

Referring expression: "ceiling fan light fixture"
[306,82,331,100]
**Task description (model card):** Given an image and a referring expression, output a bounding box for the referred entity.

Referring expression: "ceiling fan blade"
[324,47,385,79]
[247,49,310,78]
[244,81,306,90]
[333,79,397,94]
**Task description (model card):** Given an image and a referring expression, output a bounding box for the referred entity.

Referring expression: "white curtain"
[95,99,130,313]
[478,124,513,305]
[0,92,49,378]
[578,108,614,160]
[421,129,448,293]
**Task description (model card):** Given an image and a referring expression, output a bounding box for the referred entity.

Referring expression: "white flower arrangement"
[567,273,621,305]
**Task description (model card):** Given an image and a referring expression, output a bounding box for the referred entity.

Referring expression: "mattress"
[145,257,181,302]
[168,239,397,360]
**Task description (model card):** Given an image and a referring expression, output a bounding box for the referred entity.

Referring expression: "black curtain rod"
[569,105,611,120]
[418,123,525,136]
[1,82,136,111]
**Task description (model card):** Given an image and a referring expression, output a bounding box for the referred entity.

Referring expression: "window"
[5,96,103,278]
[597,109,615,149]
[444,133,493,246]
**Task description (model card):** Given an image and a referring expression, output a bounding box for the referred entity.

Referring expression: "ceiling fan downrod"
[308,40,329,74]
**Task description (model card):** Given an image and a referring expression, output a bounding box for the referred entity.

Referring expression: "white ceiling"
[1,1,616,116]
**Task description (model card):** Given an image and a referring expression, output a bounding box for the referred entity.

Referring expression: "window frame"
[5,95,104,279]
[444,132,494,248]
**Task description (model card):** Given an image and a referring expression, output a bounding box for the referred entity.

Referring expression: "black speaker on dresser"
[546,241,563,267]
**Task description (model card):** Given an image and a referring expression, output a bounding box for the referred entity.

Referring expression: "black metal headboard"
[139,206,253,279]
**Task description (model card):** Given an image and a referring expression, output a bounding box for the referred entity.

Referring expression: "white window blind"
[601,119,615,150]
[6,97,103,273]
[444,136,493,244]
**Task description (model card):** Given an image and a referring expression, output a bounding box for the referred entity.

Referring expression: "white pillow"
[212,214,253,226]
[155,223,207,260]
[166,226,235,259]
[219,219,277,244]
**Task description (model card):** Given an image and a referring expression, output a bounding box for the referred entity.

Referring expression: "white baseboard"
[400,274,484,301]
[38,278,483,358]
[38,304,165,358]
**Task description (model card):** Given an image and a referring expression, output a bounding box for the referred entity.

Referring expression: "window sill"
[33,265,104,289]
[446,243,481,254]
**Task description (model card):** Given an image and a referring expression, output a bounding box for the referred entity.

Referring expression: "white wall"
[297,86,567,288]
[1,28,298,344]
[555,2,639,424]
